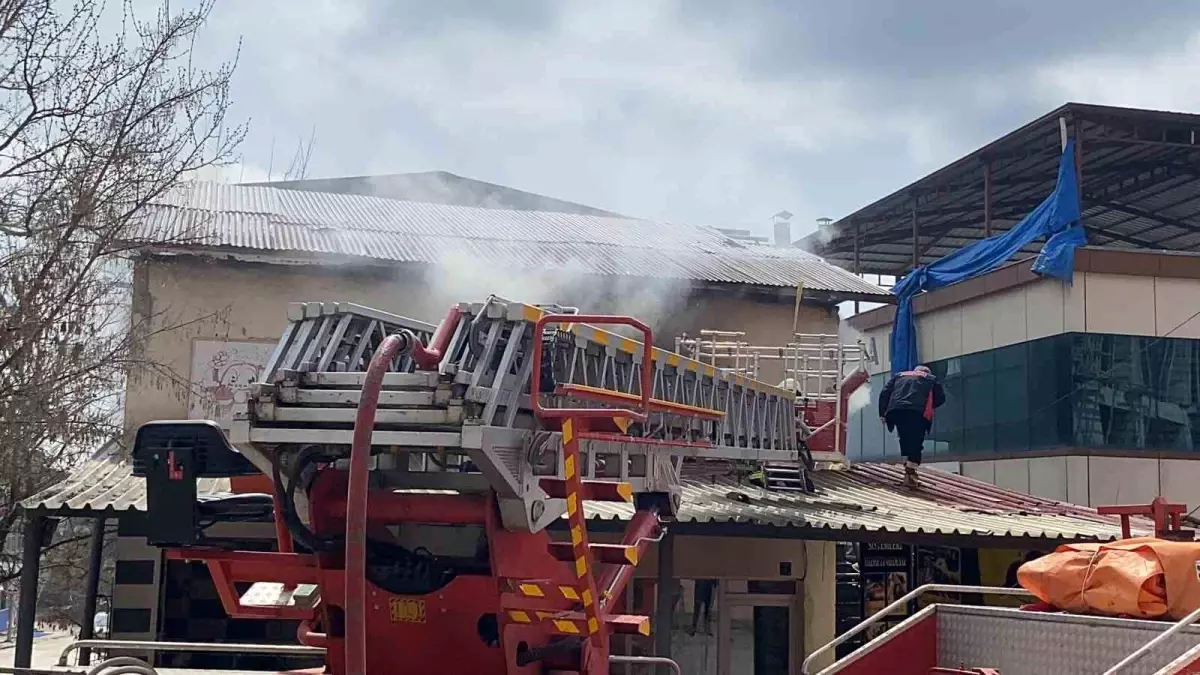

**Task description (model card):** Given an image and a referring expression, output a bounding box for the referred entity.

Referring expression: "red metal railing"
[529,314,653,422]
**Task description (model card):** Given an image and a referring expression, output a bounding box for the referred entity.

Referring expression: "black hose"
[273,446,338,552]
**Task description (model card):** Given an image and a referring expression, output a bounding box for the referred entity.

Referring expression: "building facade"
[847,247,1200,507]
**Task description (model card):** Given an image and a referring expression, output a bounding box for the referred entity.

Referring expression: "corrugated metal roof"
[23,450,1140,542]
[587,463,1144,541]
[21,444,232,514]
[127,182,891,298]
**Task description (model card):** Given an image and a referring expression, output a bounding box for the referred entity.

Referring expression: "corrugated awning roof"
[24,449,1140,542]
[125,182,891,301]
[583,463,1142,542]
[803,103,1200,276]
[21,444,232,515]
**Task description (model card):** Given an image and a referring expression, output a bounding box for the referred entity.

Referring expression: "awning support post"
[654,530,675,674]
[15,513,47,669]
[78,515,107,664]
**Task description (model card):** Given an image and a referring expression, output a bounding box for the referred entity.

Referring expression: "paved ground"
[0,634,322,673]
[0,631,78,669]
[0,635,321,673]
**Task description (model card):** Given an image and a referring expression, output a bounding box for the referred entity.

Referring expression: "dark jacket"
[879,370,946,421]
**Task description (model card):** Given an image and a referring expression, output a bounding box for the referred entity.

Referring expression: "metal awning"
[803,103,1200,276]
[24,448,1140,544]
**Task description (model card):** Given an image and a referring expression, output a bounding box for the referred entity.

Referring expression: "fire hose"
[346,331,412,675]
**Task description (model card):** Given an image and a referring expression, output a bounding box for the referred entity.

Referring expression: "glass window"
[1027,335,1071,448]
[930,358,963,456]
[1068,333,1200,453]
[848,333,1078,459]
[993,343,1030,453]
[960,350,997,455]
[843,330,1200,459]
[851,373,890,461]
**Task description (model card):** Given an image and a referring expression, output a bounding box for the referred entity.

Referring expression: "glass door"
[670,579,720,675]
[720,585,799,675]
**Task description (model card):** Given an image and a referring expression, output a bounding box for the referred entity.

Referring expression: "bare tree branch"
[0,0,244,624]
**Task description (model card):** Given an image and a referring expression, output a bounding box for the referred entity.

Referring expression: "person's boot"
[904,460,919,488]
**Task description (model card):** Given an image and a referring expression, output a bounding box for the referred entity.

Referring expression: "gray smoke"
[420,248,692,343]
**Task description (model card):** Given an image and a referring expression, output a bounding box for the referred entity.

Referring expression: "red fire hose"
[411,307,463,370]
[345,333,407,675]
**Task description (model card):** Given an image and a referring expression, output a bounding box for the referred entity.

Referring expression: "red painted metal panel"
[835,613,938,675]
[800,400,839,455]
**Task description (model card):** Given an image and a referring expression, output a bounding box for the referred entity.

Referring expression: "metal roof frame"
[803,103,1200,276]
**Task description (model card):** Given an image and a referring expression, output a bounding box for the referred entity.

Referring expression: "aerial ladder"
[675,328,870,490]
[125,296,805,674]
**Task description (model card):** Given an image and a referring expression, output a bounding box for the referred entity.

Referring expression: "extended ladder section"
[231,296,807,534]
[675,329,867,397]
[676,328,870,483]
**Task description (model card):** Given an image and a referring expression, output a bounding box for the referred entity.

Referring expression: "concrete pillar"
[802,540,837,672]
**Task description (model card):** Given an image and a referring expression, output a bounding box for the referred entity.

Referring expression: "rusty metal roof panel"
[128,182,891,298]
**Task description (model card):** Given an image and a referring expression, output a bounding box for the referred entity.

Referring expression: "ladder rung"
[500,592,577,613]
[548,542,639,565]
[555,383,725,420]
[540,478,632,503]
[605,614,652,636]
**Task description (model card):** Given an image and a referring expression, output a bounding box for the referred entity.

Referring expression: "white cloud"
[192,0,960,230]
[179,0,1200,235]
[1034,31,1200,111]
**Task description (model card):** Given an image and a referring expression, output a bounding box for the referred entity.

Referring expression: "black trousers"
[691,579,716,629]
[887,409,928,465]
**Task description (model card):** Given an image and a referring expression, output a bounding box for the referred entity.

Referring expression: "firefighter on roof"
[878,364,946,488]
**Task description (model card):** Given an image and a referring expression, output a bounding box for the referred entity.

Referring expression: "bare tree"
[282,124,317,181]
[0,0,245,586]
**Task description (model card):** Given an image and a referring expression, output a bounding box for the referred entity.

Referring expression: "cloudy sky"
[181,0,1200,238]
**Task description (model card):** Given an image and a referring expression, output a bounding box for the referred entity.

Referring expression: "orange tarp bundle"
[1017,537,1200,620]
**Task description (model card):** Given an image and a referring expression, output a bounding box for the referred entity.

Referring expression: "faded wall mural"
[188,339,274,426]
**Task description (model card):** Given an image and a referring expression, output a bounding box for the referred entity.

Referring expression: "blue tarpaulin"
[889,139,1086,375]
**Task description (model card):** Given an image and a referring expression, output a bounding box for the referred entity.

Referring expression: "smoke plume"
[419,249,692,344]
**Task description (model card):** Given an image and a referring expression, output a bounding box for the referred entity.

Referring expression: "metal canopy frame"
[804,103,1200,276]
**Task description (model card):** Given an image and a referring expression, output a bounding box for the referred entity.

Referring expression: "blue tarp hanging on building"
[889,140,1086,375]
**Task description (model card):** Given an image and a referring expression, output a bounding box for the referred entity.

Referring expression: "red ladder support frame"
[530,314,654,673]
[1097,496,1190,539]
